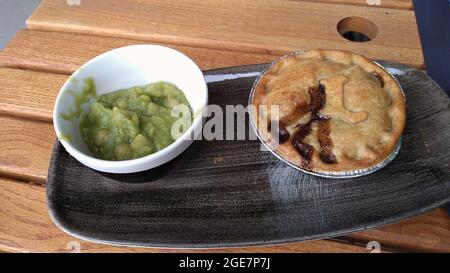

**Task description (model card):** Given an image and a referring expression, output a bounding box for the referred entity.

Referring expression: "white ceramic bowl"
[53,45,208,173]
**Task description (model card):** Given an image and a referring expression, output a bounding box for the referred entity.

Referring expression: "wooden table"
[0,0,448,253]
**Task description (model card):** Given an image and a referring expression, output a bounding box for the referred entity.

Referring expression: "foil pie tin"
[248,51,406,179]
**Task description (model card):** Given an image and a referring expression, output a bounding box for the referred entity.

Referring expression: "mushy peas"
[79,80,192,161]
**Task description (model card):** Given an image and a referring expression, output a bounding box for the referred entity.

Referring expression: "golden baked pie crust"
[251,50,406,173]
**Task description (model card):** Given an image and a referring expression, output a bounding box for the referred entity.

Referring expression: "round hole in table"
[337,16,379,42]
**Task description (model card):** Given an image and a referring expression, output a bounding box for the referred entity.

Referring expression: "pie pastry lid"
[248,50,406,178]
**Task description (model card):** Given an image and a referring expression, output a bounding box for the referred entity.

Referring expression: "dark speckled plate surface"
[47,62,450,248]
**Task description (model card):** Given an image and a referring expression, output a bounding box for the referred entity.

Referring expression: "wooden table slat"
[0,30,277,75]
[26,0,424,67]
[345,208,450,252]
[0,68,66,121]
[292,0,413,10]
[0,115,54,183]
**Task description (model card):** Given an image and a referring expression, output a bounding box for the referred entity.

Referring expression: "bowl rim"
[53,44,208,169]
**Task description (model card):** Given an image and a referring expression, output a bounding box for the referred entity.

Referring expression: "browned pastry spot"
[371,72,385,88]
[292,122,314,160]
[317,119,337,164]
[268,84,326,149]
[308,84,326,114]
[292,122,315,171]
[267,120,290,144]
[265,89,310,127]
[291,83,336,166]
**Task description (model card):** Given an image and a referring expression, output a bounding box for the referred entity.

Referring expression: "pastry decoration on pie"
[250,50,406,175]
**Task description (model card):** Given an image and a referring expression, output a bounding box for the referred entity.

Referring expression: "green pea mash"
[79,80,192,161]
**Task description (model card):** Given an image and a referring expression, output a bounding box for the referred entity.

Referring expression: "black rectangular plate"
[47,62,450,248]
